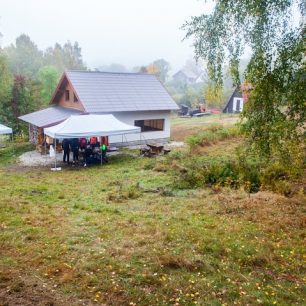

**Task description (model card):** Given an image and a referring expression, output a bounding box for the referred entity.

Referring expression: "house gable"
[50,73,85,112]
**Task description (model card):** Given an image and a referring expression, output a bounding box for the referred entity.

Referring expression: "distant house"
[19,71,178,146]
[223,87,244,113]
[173,69,202,84]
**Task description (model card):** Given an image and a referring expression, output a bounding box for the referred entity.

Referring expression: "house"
[223,87,244,113]
[172,69,202,84]
[19,70,179,147]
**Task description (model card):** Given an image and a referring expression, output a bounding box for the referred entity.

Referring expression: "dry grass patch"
[216,190,306,231]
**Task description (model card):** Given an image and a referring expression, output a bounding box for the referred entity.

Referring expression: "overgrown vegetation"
[159,123,304,196]
[183,0,305,179]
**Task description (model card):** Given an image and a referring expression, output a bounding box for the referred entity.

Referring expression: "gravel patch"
[19,151,63,167]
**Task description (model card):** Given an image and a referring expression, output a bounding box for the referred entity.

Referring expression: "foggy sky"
[0,0,214,73]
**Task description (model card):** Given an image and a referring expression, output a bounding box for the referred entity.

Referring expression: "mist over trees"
[0,31,245,133]
[0,34,86,132]
[96,63,128,73]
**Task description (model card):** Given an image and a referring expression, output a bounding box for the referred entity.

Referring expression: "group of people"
[62,137,108,166]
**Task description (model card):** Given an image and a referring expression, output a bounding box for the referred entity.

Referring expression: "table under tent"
[43,114,141,170]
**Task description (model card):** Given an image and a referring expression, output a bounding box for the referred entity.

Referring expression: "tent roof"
[19,106,82,128]
[0,124,12,135]
[44,114,140,139]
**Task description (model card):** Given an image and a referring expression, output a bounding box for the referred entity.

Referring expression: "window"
[73,93,78,102]
[135,119,164,132]
[65,90,70,101]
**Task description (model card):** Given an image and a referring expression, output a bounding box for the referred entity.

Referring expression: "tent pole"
[44,134,46,156]
[54,137,57,169]
[11,132,14,156]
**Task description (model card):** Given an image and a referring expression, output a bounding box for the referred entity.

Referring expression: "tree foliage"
[152,59,171,83]
[4,34,43,78]
[0,34,87,133]
[136,59,170,83]
[38,65,60,106]
[203,83,224,108]
[183,0,306,167]
[44,41,86,72]
[0,52,13,125]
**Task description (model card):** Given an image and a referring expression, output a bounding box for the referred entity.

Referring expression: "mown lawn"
[0,129,305,305]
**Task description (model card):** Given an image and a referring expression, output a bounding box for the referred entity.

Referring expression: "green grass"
[171,114,240,128]
[0,142,34,164]
[0,128,305,305]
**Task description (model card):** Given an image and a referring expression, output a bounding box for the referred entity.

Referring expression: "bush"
[107,183,142,202]
[172,144,299,195]
[174,158,243,190]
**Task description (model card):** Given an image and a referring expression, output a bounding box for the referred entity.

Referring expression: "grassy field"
[171,114,239,142]
[0,117,305,306]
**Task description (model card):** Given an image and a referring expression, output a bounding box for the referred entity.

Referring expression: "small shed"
[223,88,244,113]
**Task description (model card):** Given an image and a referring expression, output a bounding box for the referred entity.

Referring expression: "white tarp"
[0,124,12,135]
[44,114,140,139]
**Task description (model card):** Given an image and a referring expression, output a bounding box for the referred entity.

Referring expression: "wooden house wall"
[58,82,84,111]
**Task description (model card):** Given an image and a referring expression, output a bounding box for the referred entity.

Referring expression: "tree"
[138,66,148,73]
[44,41,86,72]
[0,52,13,125]
[2,75,29,131]
[146,63,159,75]
[4,34,43,78]
[203,82,224,109]
[152,59,170,83]
[38,65,60,106]
[183,0,306,168]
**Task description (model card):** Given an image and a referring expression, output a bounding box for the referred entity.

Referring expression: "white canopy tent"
[44,114,140,139]
[43,114,141,170]
[0,124,13,135]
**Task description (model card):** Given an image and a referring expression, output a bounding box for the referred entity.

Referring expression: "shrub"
[107,183,142,202]
[172,143,300,195]
[174,158,243,190]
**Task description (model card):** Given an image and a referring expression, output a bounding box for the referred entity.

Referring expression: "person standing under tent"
[71,138,79,164]
[79,137,87,149]
[62,139,70,163]
[100,142,108,163]
[90,136,98,149]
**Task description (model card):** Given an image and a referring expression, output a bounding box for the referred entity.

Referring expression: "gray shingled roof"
[19,106,82,127]
[66,71,179,113]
